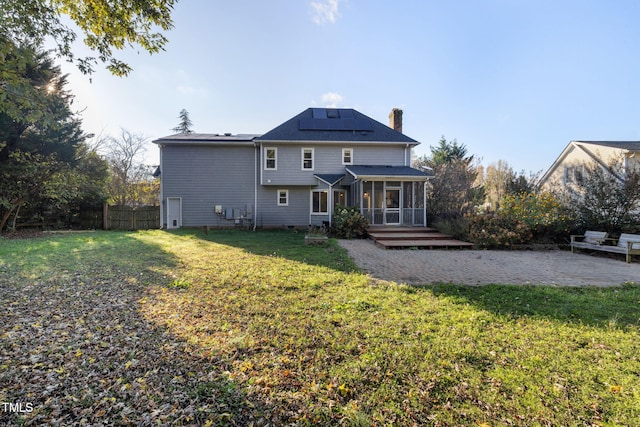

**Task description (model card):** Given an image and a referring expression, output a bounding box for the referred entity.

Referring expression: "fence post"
[103,203,109,230]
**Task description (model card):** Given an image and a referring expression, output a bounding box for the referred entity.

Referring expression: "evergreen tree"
[172,109,194,134]
[0,46,108,231]
[414,136,482,221]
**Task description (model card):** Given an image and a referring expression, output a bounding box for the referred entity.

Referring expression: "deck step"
[375,239,474,249]
[368,232,452,241]
[367,226,473,249]
[367,226,438,233]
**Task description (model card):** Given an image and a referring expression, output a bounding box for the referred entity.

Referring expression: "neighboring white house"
[539,141,640,193]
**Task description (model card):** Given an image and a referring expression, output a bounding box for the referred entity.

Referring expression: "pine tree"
[172,109,194,134]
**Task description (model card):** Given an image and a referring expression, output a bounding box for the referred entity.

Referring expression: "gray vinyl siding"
[256,186,312,227]
[161,144,256,227]
[262,144,407,186]
[160,141,415,228]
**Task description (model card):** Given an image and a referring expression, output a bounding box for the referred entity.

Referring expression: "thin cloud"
[320,92,344,107]
[310,0,341,25]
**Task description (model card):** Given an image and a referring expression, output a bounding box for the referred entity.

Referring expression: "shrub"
[499,192,573,243]
[468,213,532,248]
[331,205,369,239]
[432,216,469,241]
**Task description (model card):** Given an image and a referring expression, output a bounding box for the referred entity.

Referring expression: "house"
[539,140,640,193]
[153,107,431,229]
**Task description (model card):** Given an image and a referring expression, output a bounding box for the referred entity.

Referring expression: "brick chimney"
[389,108,403,133]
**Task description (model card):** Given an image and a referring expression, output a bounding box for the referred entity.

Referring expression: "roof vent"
[224,133,232,136]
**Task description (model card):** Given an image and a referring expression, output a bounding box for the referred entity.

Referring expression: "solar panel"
[312,108,327,119]
[339,109,354,119]
[299,114,373,131]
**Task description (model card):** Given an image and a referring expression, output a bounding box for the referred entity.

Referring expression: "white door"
[167,197,182,229]
[385,188,401,225]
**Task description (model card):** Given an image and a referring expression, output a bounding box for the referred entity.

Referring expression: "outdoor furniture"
[571,231,640,263]
[570,230,608,250]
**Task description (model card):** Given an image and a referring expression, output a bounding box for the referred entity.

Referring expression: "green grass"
[1,229,639,426]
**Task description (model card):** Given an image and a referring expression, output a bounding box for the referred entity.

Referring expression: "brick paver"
[338,240,640,287]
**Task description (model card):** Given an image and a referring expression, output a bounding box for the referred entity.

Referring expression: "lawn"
[1,229,639,426]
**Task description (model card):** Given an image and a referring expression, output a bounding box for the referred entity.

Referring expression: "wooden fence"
[79,205,160,230]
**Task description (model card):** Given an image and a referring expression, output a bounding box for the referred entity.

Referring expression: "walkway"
[338,239,640,287]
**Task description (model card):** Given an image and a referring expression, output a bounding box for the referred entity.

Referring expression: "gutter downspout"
[328,184,333,227]
[158,145,164,229]
[253,142,258,231]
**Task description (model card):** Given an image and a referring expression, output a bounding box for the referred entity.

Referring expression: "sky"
[59,0,640,174]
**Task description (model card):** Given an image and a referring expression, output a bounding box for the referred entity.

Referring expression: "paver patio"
[338,239,640,286]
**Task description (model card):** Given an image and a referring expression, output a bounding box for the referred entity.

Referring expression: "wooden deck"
[368,226,474,249]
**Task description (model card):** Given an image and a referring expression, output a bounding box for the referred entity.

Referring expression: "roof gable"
[256,108,418,144]
[539,140,640,186]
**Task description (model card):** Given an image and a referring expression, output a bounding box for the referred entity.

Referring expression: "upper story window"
[302,148,314,170]
[342,148,353,165]
[265,147,277,170]
[564,165,584,184]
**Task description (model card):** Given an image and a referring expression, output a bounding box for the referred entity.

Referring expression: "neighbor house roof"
[255,108,419,145]
[572,141,640,150]
[539,140,640,186]
[346,165,432,180]
[153,133,261,146]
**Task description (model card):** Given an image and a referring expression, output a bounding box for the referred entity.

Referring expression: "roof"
[153,133,260,146]
[314,174,345,186]
[255,108,419,145]
[346,165,432,180]
[572,141,640,150]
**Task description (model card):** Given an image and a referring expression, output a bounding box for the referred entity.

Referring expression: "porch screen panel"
[414,182,425,226]
[373,181,384,225]
[362,181,373,223]
[403,182,413,225]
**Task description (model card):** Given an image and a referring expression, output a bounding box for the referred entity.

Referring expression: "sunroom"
[346,165,431,227]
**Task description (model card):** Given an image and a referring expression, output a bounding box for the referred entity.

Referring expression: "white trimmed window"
[564,165,584,184]
[311,190,328,214]
[277,189,288,206]
[265,147,277,170]
[342,148,353,165]
[302,148,314,170]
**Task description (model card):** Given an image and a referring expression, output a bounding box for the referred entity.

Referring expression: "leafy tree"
[0,47,108,231]
[414,136,483,221]
[482,161,538,209]
[1,0,176,77]
[172,109,194,134]
[104,128,156,207]
[1,0,177,128]
[563,158,640,232]
[483,160,515,209]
